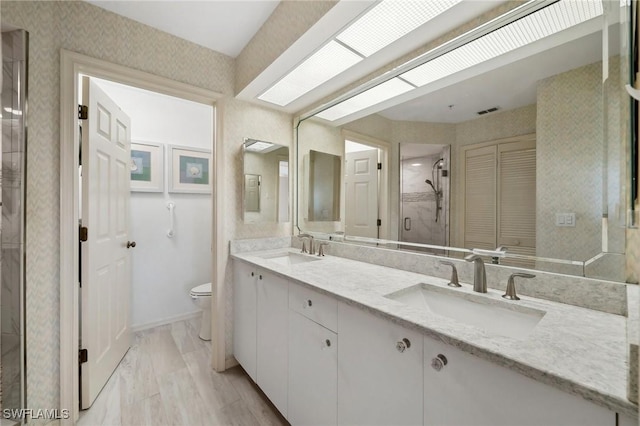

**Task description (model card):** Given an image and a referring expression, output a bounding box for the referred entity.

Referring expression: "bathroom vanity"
[231,239,638,426]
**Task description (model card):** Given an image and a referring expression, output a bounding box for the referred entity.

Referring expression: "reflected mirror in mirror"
[295,0,630,282]
[307,150,341,222]
[243,138,289,223]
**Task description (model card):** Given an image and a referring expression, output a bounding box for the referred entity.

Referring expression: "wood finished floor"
[78,317,288,426]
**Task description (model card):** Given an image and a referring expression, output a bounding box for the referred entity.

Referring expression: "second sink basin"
[385,283,545,340]
[261,251,321,267]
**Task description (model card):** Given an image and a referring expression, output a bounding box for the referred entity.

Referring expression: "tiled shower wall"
[1,29,26,413]
[400,151,450,248]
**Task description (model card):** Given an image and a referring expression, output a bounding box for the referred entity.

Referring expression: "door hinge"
[80,226,88,242]
[377,219,382,226]
[377,163,382,170]
[78,105,88,120]
[79,349,88,364]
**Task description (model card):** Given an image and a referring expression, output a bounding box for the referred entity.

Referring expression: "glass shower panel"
[1,28,27,418]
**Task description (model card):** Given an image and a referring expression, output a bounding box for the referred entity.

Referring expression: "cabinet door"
[338,302,423,426]
[233,260,257,381]
[256,270,289,417]
[424,336,615,426]
[288,311,337,426]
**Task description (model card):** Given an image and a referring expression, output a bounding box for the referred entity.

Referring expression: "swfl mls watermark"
[2,408,70,421]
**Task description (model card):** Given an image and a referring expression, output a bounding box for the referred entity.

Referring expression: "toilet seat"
[190,282,212,297]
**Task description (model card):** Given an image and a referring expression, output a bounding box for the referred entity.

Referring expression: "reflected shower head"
[425,179,437,192]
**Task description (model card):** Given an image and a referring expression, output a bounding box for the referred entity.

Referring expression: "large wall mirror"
[243,138,290,223]
[296,0,634,282]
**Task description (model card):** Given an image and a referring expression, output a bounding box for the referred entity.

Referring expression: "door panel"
[80,77,132,409]
[345,149,378,238]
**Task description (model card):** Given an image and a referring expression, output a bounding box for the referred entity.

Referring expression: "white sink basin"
[261,251,321,267]
[385,283,545,340]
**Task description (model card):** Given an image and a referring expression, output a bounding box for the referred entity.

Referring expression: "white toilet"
[190,283,212,341]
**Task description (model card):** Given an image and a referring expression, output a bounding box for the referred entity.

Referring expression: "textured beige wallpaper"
[1,0,292,415]
[536,62,604,262]
[235,1,337,94]
[219,97,293,363]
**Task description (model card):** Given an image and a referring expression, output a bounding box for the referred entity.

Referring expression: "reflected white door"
[345,149,378,238]
[80,76,132,409]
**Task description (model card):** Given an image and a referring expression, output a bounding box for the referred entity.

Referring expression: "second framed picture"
[130,141,164,192]
[168,145,212,194]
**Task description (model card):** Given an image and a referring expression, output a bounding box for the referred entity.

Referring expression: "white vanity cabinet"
[233,260,289,415]
[423,336,615,426]
[288,311,338,425]
[256,269,289,417]
[288,282,338,426]
[233,260,257,381]
[337,302,424,425]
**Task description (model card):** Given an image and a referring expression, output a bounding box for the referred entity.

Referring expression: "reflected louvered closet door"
[464,145,497,250]
[498,141,536,267]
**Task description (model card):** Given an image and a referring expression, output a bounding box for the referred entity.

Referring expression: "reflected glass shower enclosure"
[399,144,450,250]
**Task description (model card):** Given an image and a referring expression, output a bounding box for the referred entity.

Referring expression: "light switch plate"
[555,213,576,227]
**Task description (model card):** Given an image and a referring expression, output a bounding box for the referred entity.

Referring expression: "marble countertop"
[232,247,638,418]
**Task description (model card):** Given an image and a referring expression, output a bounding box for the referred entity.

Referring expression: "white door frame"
[59,49,225,423]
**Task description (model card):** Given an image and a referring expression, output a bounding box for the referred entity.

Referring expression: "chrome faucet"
[464,254,487,293]
[297,233,314,255]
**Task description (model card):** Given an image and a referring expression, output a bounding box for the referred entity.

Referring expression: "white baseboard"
[131,310,201,332]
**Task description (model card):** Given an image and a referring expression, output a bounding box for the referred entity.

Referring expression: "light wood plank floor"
[78,317,288,426]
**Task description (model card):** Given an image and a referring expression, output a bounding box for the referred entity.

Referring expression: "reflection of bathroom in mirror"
[399,144,450,251]
[243,138,289,223]
[295,0,632,282]
[307,150,341,222]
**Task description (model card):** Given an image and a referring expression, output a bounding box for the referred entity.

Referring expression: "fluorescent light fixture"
[317,0,602,123]
[258,0,461,106]
[401,0,602,87]
[259,41,362,106]
[317,78,414,121]
[244,139,275,152]
[336,0,461,57]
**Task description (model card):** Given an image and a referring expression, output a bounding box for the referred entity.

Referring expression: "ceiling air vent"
[477,106,500,115]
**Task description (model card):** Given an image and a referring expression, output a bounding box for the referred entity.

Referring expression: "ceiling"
[85,1,614,125]
[86,0,280,58]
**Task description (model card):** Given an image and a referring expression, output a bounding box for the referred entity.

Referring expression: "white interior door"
[345,149,378,238]
[80,76,132,409]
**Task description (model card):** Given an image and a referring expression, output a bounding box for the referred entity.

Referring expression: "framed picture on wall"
[168,145,212,194]
[130,141,164,192]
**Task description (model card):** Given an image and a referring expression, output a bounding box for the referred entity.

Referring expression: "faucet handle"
[502,273,535,300]
[439,261,461,287]
[297,234,310,253]
[317,241,329,257]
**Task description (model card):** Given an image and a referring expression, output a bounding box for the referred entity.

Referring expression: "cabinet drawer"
[289,282,338,332]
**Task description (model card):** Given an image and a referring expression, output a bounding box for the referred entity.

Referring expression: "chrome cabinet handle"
[396,338,411,353]
[126,241,136,248]
[404,217,411,231]
[431,354,448,371]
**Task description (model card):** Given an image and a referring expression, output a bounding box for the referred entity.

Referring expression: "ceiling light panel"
[336,0,462,57]
[401,0,602,87]
[258,40,362,106]
[317,78,414,121]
